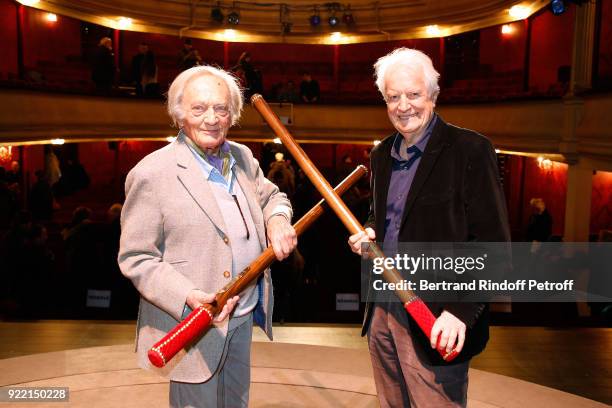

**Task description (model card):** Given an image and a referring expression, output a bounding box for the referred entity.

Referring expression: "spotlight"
[328,15,339,27]
[310,12,321,26]
[227,11,240,25]
[342,12,354,25]
[550,0,566,15]
[46,13,57,22]
[211,7,224,23]
[342,5,354,25]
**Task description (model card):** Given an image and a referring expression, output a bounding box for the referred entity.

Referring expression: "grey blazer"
[118,135,292,383]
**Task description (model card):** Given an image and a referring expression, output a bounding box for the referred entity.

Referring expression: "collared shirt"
[383,114,437,253]
[182,130,236,193]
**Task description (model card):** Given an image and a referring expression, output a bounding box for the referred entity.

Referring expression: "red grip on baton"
[148,305,215,367]
[404,299,459,362]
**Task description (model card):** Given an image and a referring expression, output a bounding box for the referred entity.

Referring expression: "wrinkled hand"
[186,289,239,323]
[267,215,297,260]
[430,310,466,354]
[348,227,376,255]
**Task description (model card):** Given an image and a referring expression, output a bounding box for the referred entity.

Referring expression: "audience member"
[91,37,115,94]
[29,170,54,222]
[131,43,148,96]
[300,72,320,103]
[526,198,553,243]
[177,38,202,71]
[279,80,299,103]
[233,52,263,98]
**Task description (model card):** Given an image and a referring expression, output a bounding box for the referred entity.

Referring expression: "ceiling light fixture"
[16,0,39,6]
[117,17,132,30]
[425,25,441,37]
[509,5,530,20]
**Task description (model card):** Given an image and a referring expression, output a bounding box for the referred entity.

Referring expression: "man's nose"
[397,94,411,111]
[202,107,219,124]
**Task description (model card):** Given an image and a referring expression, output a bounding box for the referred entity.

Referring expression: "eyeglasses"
[232,194,250,240]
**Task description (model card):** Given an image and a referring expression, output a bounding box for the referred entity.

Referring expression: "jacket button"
[223,237,229,244]
[223,271,231,278]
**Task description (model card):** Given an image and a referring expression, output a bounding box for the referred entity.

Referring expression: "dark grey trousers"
[169,314,253,408]
[368,302,469,408]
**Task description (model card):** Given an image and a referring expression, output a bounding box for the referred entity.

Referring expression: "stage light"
[16,0,39,6]
[342,12,354,25]
[509,5,530,20]
[310,7,321,26]
[117,17,132,30]
[51,138,65,145]
[211,7,224,23]
[328,15,339,27]
[273,138,281,144]
[342,5,354,25]
[425,25,441,37]
[46,13,57,22]
[227,11,240,25]
[550,0,566,15]
[501,24,513,35]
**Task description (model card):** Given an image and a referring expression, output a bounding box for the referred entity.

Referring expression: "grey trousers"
[368,302,469,408]
[169,314,253,408]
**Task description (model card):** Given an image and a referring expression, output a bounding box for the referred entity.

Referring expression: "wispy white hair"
[374,48,440,102]
[167,65,243,127]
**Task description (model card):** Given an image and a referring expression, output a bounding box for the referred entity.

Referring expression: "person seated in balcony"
[300,72,320,103]
[279,80,299,103]
[91,37,115,94]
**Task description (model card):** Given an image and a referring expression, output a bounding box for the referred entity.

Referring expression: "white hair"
[167,65,243,128]
[374,48,440,103]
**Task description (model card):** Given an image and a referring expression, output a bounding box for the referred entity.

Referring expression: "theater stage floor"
[0,322,610,407]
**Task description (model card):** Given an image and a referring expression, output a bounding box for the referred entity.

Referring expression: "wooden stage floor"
[0,321,610,406]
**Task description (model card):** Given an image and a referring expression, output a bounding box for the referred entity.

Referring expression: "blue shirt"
[182,131,236,193]
[383,114,437,253]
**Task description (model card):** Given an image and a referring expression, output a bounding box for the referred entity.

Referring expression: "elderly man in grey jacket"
[119,65,296,408]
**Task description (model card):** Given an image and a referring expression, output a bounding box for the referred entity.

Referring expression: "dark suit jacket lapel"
[399,116,450,230]
[174,136,227,235]
[374,135,394,236]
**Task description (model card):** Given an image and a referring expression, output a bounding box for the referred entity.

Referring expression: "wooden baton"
[148,164,368,367]
[251,94,458,362]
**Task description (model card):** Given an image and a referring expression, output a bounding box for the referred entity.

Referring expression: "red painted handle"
[148,305,215,367]
[404,299,459,362]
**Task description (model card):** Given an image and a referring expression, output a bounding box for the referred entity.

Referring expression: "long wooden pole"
[148,165,368,367]
[251,94,458,362]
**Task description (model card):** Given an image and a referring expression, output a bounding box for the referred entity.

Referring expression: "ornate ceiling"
[29,0,549,43]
